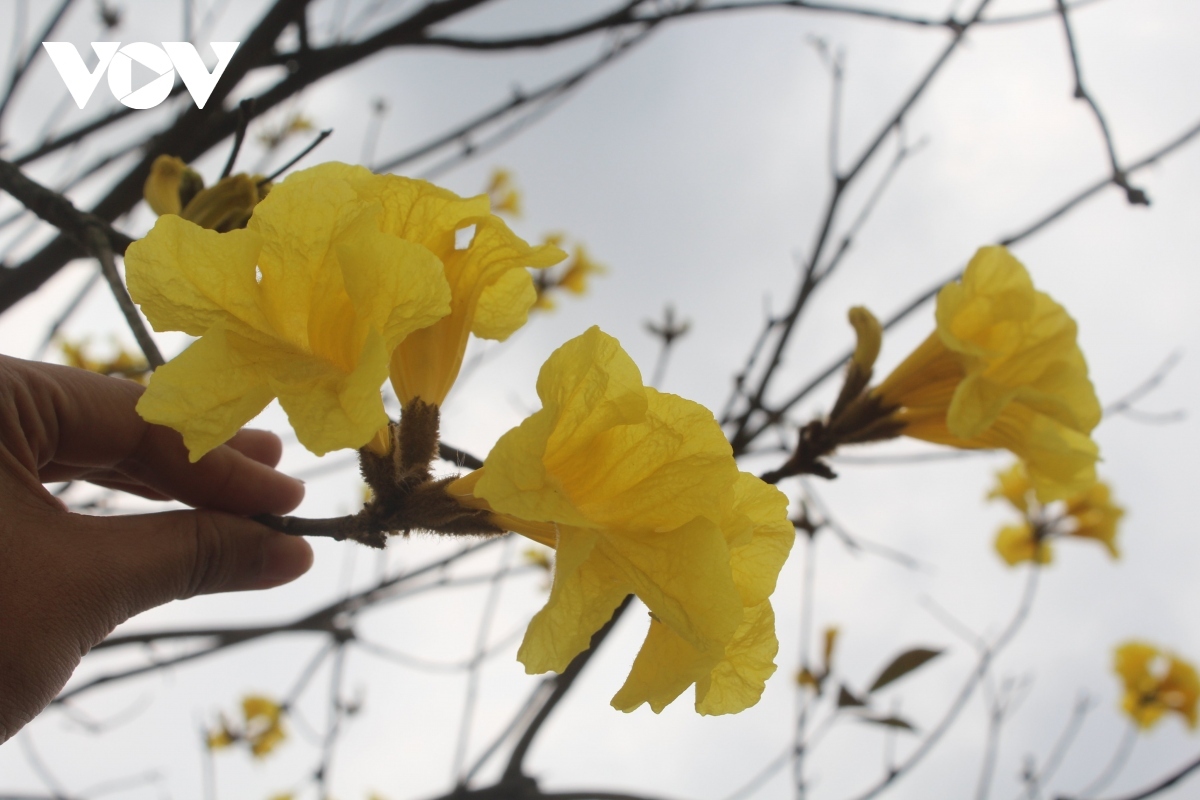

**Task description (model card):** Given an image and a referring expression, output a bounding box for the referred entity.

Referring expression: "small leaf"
[837,685,866,708]
[868,648,943,693]
[856,713,917,732]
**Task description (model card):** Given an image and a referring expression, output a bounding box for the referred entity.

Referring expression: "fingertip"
[266,475,306,515]
[251,533,314,590]
[226,429,285,467]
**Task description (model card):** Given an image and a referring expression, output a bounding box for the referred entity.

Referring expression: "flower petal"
[336,206,451,351]
[472,265,537,340]
[695,601,779,715]
[126,215,268,338]
[135,324,275,461]
[265,327,391,456]
[517,527,629,674]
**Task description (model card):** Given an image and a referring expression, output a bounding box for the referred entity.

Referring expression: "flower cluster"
[129,161,563,459]
[987,462,1124,566]
[1114,642,1199,730]
[130,161,791,716]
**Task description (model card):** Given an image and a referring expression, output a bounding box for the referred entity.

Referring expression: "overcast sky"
[2,1,1200,798]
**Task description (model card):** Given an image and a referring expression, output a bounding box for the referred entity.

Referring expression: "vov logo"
[41,42,239,110]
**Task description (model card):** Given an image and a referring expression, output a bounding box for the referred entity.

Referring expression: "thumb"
[78,510,314,620]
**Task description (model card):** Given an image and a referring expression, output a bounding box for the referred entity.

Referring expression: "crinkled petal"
[612,618,720,713]
[518,527,628,674]
[135,325,275,461]
[473,266,536,340]
[725,474,795,607]
[268,328,391,456]
[248,162,370,347]
[599,517,741,654]
[126,215,268,338]
[695,601,779,715]
[336,206,451,350]
[473,413,595,529]
[560,389,736,532]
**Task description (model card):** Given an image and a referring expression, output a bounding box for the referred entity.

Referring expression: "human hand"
[0,354,311,744]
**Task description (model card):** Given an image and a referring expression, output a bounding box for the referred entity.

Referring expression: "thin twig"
[848,567,1040,800]
[85,227,164,369]
[259,128,333,185]
[1020,693,1094,800]
[1067,750,1200,800]
[502,596,634,782]
[454,540,515,782]
[1054,0,1146,205]
[738,111,1200,449]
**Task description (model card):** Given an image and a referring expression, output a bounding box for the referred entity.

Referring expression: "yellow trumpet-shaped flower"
[1114,642,1200,730]
[987,462,1123,566]
[144,154,268,232]
[385,178,565,405]
[450,327,793,715]
[128,162,453,460]
[873,246,1102,502]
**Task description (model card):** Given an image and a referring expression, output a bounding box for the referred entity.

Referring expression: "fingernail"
[255,533,314,589]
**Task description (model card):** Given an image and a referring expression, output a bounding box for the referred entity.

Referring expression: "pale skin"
[0,354,313,744]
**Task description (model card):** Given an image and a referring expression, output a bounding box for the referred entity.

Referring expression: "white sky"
[2,1,1200,799]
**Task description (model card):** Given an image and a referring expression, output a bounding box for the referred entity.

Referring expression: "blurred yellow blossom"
[994,522,1052,567]
[1115,642,1200,730]
[128,162,453,460]
[450,327,793,715]
[533,241,607,311]
[205,720,235,750]
[523,546,552,571]
[143,154,269,232]
[242,695,287,758]
[872,246,1101,502]
[988,462,1123,566]
[258,111,315,150]
[59,337,148,382]
[486,167,522,217]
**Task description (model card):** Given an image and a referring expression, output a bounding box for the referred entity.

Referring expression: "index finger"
[5,355,305,515]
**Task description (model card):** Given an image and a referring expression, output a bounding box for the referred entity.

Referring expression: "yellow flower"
[994,522,1052,566]
[532,241,607,312]
[987,462,1123,566]
[873,246,1101,502]
[205,722,235,750]
[1114,642,1200,730]
[60,337,148,382]
[557,244,606,295]
[128,162,453,460]
[242,695,287,758]
[486,168,522,217]
[989,461,1034,515]
[450,327,793,715]
[143,154,268,232]
[1065,480,1124,558]
[385,179,565,406]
